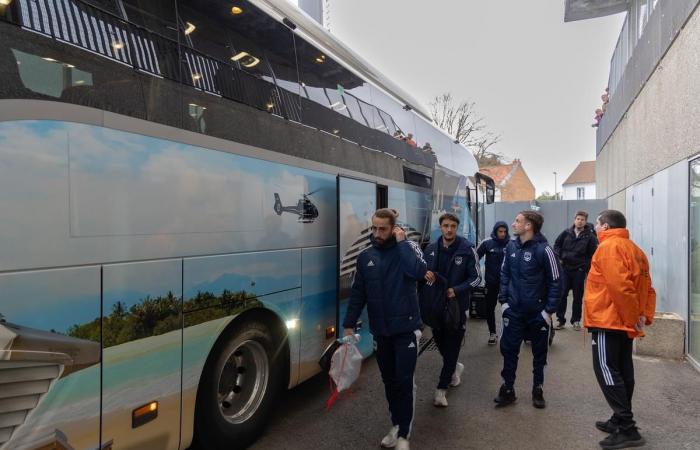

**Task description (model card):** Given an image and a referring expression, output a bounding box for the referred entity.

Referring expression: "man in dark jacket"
[423,213,481,407]
[495,211,561,409]
[553,211,598,331]
[477,221,510,345]
[343,208,427,450]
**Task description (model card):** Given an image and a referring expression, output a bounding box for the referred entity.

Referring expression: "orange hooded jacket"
[583,228,656,338]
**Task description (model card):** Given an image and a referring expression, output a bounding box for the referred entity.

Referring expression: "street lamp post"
[553,171,557,200]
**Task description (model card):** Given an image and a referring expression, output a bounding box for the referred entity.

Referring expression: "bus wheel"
[194,321,285,450]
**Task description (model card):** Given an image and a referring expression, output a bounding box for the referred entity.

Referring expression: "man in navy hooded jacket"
[477,221,510,345]
[423,213,481,407]
[343,208,427,450]
[495,211,561,409]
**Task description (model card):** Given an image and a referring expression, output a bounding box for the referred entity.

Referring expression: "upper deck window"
[12,48,93,97]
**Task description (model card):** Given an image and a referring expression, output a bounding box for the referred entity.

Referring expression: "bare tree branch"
[429,93,505,167]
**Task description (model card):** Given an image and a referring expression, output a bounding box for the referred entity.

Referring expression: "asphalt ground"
[250,302,700,450]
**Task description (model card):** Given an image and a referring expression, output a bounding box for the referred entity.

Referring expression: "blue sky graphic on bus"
[0,120,337,274]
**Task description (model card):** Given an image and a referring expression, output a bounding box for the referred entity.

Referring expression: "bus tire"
[193,320,286,450]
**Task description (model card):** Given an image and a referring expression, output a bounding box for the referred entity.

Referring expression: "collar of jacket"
[598,228,629,243]
[515,232,546,248]
[439,235,461,250]
[569,224,593,235]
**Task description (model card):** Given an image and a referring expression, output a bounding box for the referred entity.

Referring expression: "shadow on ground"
[250,304,700,450]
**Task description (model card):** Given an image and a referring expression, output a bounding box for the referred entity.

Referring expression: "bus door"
[336,176,382,357]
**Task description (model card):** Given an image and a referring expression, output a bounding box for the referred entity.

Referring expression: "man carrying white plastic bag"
[326,333,363,408]
[342,209,427,450]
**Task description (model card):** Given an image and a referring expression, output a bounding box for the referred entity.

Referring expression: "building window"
[577,187,585,200]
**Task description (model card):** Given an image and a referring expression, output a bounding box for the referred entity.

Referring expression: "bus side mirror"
[486,184,495,204]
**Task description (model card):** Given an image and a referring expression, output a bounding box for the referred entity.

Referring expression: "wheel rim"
[217,339,269,424]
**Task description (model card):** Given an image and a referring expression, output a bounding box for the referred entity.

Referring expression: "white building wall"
[562,182,596,200]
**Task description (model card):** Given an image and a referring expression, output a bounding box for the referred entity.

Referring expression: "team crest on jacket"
[523,251,532,262]
[455,256,463,265]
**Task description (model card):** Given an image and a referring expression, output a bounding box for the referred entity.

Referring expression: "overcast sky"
[323,0,624,196]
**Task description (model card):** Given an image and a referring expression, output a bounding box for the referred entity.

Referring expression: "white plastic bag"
[326,334,362,409]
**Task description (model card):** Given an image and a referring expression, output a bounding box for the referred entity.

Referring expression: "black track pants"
[433,326,465,389]
[485,283,499,334]
[556,268,586,324]
[591,330,636,430]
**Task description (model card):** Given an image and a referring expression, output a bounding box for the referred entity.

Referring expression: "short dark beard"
[375,235,396,248]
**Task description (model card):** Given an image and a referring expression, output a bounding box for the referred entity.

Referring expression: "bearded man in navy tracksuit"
[476,221,510,345]
[494,211,561,409]
[343,208,427,450]
[423,213,481,408]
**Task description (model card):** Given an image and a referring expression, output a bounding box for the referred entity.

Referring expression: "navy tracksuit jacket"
[498,232,562,387]
[423,236,481,389]
[476,221,510,288]
[343,235,427,439]
[476,222,510,334]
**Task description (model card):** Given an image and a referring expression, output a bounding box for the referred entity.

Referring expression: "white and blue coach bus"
[0,0,494,449]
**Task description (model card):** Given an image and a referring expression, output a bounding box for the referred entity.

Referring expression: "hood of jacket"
[491,221,510,242]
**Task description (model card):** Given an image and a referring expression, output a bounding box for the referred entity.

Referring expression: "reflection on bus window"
[12,49,93,98]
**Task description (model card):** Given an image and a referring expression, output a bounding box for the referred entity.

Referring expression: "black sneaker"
[532,385,546,409]
[494,384,516,407]
[595,419,619,433]
[599,427,646,449]
[488,333,497,345]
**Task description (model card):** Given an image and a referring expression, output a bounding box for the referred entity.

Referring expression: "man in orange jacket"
[584,210,656,450]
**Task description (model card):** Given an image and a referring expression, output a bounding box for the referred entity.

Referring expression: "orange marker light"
[132,401,158,428]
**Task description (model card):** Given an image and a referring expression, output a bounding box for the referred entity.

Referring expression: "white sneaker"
[434,388,448,407]
[450,362,464,387]
[380,425,399,448]
[396,437,410,450]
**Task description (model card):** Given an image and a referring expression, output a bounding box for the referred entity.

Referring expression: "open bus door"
[474,172,496,243]
[335,175,385,357]
[429,164,475,243]
[469,172,496,318]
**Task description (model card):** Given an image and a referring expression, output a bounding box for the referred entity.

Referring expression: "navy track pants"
[500,308,549,387]
[374,330,419,439]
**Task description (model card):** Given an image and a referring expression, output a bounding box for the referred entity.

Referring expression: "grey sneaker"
[573,321,582,331]
[450,362,464,387]
[488,333,497,345]
[554,320,566,330]
[380,425,399,448]
[433,389,448,407]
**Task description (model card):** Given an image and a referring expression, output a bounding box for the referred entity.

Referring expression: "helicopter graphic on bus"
[273,191,320,223]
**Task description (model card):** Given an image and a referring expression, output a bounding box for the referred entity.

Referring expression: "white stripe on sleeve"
[470,247,482,287]
[407,240,426,264]
[545,246,560,280]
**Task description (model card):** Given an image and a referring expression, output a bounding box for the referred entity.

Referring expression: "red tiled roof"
[480,162,517,185]
[563,161,596,185]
